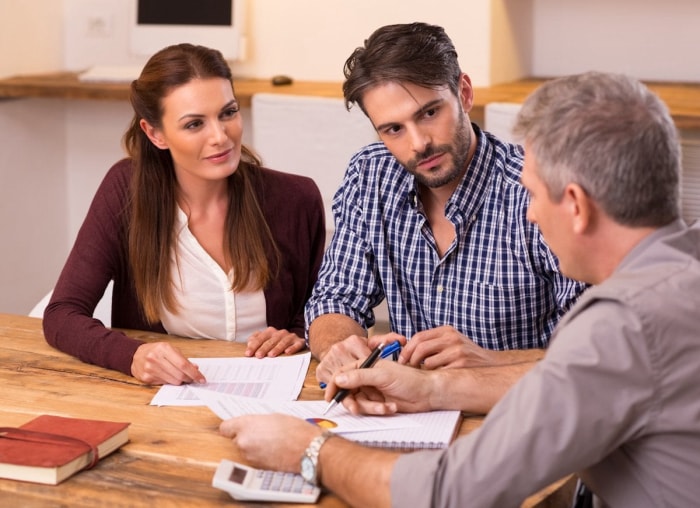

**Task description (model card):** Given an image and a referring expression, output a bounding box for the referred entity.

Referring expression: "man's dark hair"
[343,22,462,113]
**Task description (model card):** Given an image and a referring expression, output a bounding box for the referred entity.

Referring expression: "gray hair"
[513,71,681,227]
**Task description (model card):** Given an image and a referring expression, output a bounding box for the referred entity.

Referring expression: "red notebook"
[0,415,130,485]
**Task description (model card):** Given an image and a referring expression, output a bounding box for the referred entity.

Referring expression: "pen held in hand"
[322,343,386,415]
[380,340,402,360]
[318,341,401,391]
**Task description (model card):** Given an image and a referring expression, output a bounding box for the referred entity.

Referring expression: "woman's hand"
[245,327,306,358]
[131,342,206,385]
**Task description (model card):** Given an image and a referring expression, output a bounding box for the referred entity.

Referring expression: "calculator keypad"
[256,469,317,495]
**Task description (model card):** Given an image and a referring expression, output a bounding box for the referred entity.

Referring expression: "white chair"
[28,280,113,327]
[250,93,389,326]
[484,102,522,144]
[484,101,700,225]
[251,93,378,245]
[680,138,700,225]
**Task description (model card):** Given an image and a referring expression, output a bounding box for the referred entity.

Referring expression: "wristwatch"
[300,430,334,486]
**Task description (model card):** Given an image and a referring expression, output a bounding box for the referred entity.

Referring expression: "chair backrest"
[251,93,378,244]
[484,102,522,144]
[28,280,113,327]
[484,101,700,225]
[251,93,389,325]
[28,292,53,319]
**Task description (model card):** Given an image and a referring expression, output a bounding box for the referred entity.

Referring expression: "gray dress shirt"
[391,220,700,507]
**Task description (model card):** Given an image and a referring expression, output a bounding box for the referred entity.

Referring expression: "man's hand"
[326,359,438,415]
[220,414,321,472]
[245,327,306,358]
[315,335,373,385]
[366,331,408,351]
[399,325,500,369]
[131,342,206,385]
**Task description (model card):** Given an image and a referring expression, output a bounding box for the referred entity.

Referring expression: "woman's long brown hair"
[123,43,279,323]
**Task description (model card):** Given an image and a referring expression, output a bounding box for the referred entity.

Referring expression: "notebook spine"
[356,440,447,452]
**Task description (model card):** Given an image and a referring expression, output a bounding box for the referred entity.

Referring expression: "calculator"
[212,459,321,503]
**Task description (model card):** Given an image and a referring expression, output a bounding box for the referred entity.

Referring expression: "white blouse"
[159,207,267,342]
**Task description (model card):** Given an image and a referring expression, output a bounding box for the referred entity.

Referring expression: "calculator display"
[230,466,247,484]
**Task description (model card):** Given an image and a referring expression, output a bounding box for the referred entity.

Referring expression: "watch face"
[300,455,315,483]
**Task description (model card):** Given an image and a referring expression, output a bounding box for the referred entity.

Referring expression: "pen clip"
[379,340,402,360]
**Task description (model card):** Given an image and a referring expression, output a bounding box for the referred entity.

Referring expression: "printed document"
[190,387,424,434]
[150,353,311,406]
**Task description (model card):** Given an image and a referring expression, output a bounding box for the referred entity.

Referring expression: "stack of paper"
[150,354,311,406]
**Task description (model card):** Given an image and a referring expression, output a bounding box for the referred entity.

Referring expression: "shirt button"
[436,285,444,293]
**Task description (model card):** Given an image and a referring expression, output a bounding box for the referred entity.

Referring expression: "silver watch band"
[302,430,334,486]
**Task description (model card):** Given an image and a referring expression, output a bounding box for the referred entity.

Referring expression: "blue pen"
[319,341,402,389]
[380,340,402,360]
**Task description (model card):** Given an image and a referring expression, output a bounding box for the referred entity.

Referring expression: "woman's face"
[141,77,243,186]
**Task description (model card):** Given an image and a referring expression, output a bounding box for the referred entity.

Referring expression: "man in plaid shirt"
[306,22,586,412]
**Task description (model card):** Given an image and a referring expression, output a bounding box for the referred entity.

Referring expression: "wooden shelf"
[475,77,700,131]
[0,71,344,107]
[2,72,700,130]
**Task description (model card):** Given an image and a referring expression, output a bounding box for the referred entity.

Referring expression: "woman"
[43,44,325,385]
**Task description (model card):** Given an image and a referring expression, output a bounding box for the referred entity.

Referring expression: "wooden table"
[0,313,574,507]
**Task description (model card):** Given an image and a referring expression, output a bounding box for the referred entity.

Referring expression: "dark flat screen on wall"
[138,0,232,26]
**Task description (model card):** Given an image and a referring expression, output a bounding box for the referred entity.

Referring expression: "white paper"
[149,353,311,406]
[190,388,423,434]
[343,410,462,449]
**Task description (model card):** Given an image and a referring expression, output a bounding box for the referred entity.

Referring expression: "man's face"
[521,147,575,278]
[362,80,472,189]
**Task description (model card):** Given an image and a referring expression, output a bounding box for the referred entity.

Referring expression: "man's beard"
[402,111,471,189]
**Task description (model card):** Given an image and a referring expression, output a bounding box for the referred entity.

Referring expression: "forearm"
[43,305,142,376]
[308,313,366,360]
[320,437,398,508]
[491,347,545,365]
[431,361,537,414]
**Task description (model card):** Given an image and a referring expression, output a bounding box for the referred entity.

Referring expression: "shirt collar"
[615,219,688,273]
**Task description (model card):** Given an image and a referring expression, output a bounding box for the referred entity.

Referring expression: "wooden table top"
[0,313,573,507]
[1,72,698,130]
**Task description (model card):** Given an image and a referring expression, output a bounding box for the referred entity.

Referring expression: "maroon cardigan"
[43,159,326,376]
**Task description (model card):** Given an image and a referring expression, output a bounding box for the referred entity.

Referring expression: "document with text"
[149,353,311,406]
[190,387,424,434]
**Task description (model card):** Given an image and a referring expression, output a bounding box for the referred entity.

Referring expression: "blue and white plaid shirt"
[305,125,587,350]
